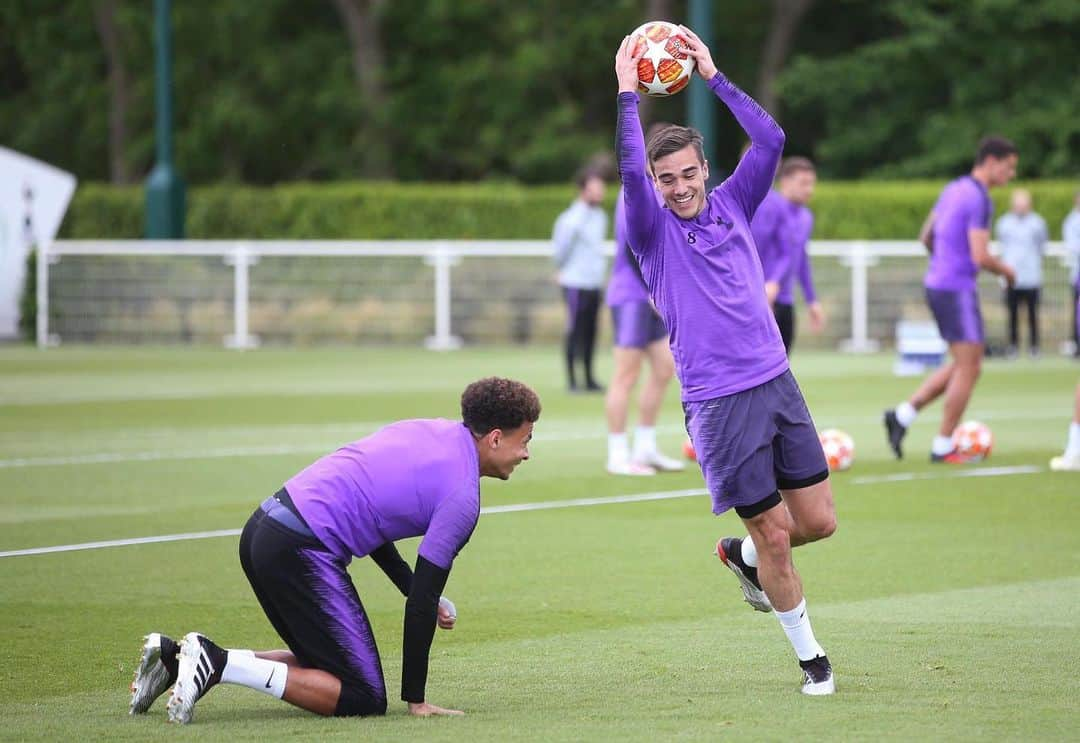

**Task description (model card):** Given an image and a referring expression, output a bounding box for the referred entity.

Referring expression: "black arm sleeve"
[369,542,413,597]
[400,556,450,704]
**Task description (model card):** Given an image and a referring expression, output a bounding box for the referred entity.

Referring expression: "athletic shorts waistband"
[261,489,314,538]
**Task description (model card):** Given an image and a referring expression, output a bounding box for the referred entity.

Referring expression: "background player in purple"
[752,157,825,353]
[884,137,1018,463]
[129,377,540,724]
[615,27,837,695]
[605,144,685,477]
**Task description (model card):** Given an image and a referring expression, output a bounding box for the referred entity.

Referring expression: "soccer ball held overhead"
[630,21,696,97]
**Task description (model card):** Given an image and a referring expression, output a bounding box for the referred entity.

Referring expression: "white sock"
[932,435,954,456]
[221,651,288,699]
[741,535,759,568]
[632,426,657,459]
[1066,422,1080,458]
[895,401,917,427]
[608,432,629,464]
[775,598,826,662]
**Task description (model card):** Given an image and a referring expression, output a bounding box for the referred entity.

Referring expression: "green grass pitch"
[0,346,1077,741]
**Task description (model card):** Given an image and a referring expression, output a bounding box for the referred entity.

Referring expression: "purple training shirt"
[605,191,651,306]
[925,175,993,292]
[751,189,817,306]
[617,73,787,401]
[285,418,480,570]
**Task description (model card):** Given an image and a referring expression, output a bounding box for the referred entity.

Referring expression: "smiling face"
[651,144,710,219]
[477,421,534,480]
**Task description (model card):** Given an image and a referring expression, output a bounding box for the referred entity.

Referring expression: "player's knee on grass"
[334,683,387,717]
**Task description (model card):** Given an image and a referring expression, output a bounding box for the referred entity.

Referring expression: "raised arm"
[677,25,784,220]
[615,35,661,256]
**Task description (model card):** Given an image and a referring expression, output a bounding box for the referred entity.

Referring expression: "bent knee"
[811,514,837,541]
[334,684,387,717]
[755,520,793,557]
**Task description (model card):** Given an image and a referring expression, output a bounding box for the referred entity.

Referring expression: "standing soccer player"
[615,29,837,694]
[605,168,684,476]
[884,138,1018,462]
[129,377,540,723]
[1050,285,1080,471]
[752,157,825,353]
[553,169,609,393]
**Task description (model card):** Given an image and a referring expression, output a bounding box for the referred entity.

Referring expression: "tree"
[756,0,814,116]
[778,0,1080,178]
[329,0,393,178]
[92,0,132,184]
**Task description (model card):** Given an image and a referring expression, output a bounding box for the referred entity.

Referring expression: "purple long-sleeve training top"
[617,72,787,401]
[752,189,817,305]
[286,418,480,570]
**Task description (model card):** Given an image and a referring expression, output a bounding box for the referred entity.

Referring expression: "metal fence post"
[424,244,462,350]
[35,243,60,348]
[840,241,880,353]
[224,243,258,349]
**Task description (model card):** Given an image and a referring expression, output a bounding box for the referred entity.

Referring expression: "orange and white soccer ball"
[630,21,696,97]
[952,420,993,460]
[818,429,855,472]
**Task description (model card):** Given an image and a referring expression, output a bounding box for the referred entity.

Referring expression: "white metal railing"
[37,240,1074,350]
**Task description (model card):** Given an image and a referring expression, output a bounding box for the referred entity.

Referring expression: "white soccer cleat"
[607,460,656,476]
[167,632,226,724]
[799,656,835,696]
[634,450,686,472]
[129,633,179,714]
[1049,453,1080,472]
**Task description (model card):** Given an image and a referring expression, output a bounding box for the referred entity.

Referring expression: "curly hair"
[461,377,541,436]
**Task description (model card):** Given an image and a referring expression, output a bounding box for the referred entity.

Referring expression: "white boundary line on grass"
[0,488,708,558]
[0,464,1045,559]
[0,425,686,469]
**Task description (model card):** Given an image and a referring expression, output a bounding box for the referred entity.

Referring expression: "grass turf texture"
[0,346,1077,741]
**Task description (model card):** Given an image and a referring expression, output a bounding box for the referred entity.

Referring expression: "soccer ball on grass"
[952,420,993,461]
[818,429,855,472]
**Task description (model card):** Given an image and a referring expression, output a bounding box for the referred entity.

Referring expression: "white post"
[224,243,259,350]
[35,243,59,348]
[840,241,880,353]
[424,244,462,350]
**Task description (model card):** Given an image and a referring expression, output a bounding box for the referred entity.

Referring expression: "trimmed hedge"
[61,180,1080,241]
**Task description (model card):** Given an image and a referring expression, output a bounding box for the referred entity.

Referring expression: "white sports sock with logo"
[632,426,657,459]
[221,651,287,699]
[775,598,826,662]
[1066,422,1080,458]
[932,435,954,456]
[896,401,918,427]
[741,535,759,568]
[608,432,630,465]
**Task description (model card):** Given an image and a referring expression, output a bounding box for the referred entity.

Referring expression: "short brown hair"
[575,167,605,190]
[779,156,815,179]
[975,136,1018,164]
[647,125,705,168]
[461,377,541,436]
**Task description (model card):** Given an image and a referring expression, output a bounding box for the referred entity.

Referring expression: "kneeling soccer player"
[615,27,837,694]
[129,377,540,722]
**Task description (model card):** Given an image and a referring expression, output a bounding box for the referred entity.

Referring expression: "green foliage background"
[62,181,1080,240]
[2,0,1078,184]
